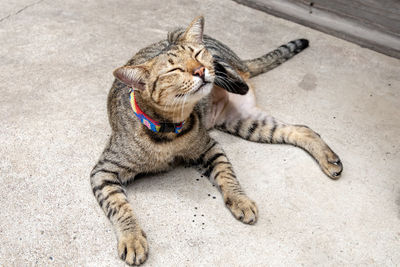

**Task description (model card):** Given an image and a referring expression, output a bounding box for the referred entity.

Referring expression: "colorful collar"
[129,89,184,134]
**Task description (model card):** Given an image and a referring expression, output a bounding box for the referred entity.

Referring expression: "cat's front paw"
[225,194,258,224]
[117,230,148,266]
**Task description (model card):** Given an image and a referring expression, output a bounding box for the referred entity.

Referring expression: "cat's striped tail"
[244,39,309,78]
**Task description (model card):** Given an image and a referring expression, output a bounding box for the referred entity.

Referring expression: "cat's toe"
[225,195,258,224]
[117,230,148,266]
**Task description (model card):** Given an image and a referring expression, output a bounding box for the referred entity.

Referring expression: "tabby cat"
[90,16,343,265]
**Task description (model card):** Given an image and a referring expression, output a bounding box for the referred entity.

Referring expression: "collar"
[129,89,185,134]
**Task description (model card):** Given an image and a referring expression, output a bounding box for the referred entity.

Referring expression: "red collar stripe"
[129,90,184,134]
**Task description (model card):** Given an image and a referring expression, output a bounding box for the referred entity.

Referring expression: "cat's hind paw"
[320,149,343,179]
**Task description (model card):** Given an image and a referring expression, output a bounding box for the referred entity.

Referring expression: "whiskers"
[170,94,184,123]
[168,78,212,122]
[170,93,187,123]
[180,94,187,121]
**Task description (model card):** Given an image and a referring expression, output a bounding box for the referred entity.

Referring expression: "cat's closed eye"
[167,67,184,73]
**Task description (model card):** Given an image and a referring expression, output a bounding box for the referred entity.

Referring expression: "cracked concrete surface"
[0,0,42,22]
[1,0,399,266]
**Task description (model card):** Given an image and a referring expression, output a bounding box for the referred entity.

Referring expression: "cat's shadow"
[125,166,213,198]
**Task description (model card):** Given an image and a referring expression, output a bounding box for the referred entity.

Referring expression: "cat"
[90,16,343,265]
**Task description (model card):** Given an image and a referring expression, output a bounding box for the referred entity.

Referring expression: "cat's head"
[113,16,215,115]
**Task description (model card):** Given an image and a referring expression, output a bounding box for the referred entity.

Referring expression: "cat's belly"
[206,85,258,129]
[204,86,229,129]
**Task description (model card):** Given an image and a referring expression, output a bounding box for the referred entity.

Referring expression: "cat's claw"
[225,195,258,224]
[118,230,148,266]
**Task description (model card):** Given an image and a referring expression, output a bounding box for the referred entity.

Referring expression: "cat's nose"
[193,66,205,79]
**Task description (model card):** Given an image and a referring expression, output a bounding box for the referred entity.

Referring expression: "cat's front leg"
[90,160,148,266]
[195,139,258,224]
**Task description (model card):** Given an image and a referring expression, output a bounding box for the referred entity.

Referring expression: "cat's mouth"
[192,81,211,95]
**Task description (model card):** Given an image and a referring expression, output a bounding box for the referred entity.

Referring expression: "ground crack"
[0,0,45,23]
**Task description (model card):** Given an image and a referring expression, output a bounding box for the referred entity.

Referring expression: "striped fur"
[244,39,309,77]
[91,16,342,265]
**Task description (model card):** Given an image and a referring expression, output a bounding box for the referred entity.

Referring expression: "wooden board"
[233,0,400,58]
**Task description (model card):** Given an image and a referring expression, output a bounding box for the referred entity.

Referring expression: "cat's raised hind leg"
[214,87,343,179]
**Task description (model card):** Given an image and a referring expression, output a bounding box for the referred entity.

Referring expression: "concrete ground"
[1,0,399,266]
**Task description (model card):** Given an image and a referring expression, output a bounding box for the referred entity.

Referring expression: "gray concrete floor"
[1,0,399,266]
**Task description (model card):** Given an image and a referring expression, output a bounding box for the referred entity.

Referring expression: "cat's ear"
[214,60,249,95]
[113,65,149,90]
[181,16,204,44]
